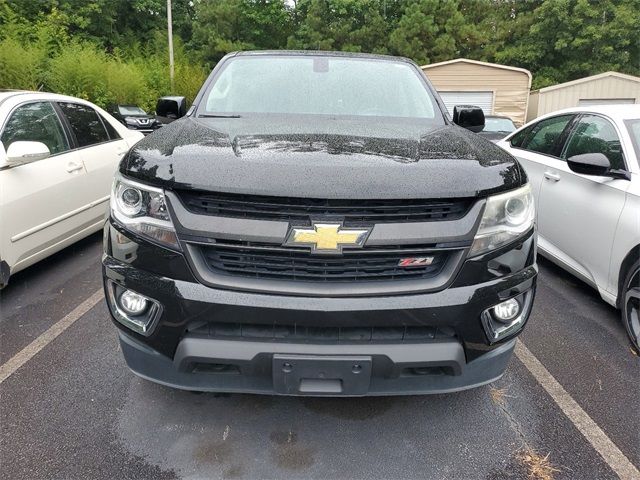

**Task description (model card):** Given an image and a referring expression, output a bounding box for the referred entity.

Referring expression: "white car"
[497,105,640,350]
[0,91,144,287]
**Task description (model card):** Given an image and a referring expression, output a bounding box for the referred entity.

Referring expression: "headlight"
[111,174,180,250]
[124,117,137,125]
[470,184,534,256]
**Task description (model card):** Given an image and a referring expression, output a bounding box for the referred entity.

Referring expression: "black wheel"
[622,261,640,352]
[0,260,10,289]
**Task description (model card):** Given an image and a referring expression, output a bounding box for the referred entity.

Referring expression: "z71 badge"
[398,257,434,267]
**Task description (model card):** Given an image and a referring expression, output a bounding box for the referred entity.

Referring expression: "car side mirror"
[6,141,50,164]
[567,153,614,177]
[453,105,485,133]
[155,96,187,123]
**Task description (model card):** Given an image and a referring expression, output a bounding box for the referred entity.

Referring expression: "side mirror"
[567,153,612,177]
[453,105,485,133]
[155,96,187,123]
[6,141,50,164]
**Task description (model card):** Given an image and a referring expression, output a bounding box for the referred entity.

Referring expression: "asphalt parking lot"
[1,232,638,480]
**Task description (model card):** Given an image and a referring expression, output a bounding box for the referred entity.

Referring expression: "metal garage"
[439,91,494,117]
[527,71,640,121]
[421,58,532,126]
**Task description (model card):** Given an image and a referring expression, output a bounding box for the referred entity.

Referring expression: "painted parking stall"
[1,234,638,479]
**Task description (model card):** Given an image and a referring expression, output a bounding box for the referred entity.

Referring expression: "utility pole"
[167,0,174,92]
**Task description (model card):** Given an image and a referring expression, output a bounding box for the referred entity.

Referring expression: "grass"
[489,386,516,406]
[517,448,561,480]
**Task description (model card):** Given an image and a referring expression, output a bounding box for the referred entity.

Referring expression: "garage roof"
[533,71,640,93]
[420,58,532,81]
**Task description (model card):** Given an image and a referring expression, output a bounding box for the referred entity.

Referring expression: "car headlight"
[470,184,534,256]
[124,117,138,126]
[111,173,180,250]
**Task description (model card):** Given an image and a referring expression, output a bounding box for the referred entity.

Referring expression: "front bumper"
[103,220,536,396]
[125,125,161,135]
[119,330,516,395]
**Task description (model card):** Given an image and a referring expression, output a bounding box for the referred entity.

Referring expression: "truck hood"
[120,116,524,199]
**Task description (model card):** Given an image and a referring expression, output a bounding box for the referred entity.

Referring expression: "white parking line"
[0,289,104,385]
[515,340,640,480]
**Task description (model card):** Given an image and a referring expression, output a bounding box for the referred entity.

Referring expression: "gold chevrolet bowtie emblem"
[284,223,371,254]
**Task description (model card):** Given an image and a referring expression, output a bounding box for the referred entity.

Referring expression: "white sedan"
[497,105,640,350]
[0,92,144,287]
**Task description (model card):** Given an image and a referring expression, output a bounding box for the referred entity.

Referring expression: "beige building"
[421,58,532,126]
[527,71,640,121]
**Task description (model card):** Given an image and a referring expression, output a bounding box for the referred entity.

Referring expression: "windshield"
[483,117,516,133]
[625,119,640,166]
[202,56,441,120]
[118,105,147,115]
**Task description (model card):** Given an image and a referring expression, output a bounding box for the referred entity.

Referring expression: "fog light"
[119,290,148,315]
[106,281,162,336]
[481,291,533,344]
[492,298,520,322]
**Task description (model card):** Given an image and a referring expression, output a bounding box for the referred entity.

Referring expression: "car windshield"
[483,117,516,133]
[118,105,147,115]
[625,119,640,166]
[202,55,441,120]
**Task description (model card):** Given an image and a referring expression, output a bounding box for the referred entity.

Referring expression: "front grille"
[177,190,472,225]
[187,322,456,344]
[198,241,450,282]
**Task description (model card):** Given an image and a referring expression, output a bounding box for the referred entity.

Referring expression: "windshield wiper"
[198,113,242,118]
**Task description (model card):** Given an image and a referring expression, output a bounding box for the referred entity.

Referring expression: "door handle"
[543,171,561,182]
[66,162,84,173]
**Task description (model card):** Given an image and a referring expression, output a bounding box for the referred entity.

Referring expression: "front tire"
[0,260,10,290]
[621,261,640,352]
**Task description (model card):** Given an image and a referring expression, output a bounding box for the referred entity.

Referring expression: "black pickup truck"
[103,51,537,396]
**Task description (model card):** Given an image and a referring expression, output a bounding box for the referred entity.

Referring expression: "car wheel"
[622,260,640,351]
[0,260,10,289]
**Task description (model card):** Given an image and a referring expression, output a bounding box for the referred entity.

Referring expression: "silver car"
[497,105,640,350]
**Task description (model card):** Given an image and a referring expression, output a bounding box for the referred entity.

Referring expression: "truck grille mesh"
[188,321,456,344]
[177,190,472,225]
[198,241,450,282]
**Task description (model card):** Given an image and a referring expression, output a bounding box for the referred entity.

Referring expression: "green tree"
[287,0,392,53]
[2,0,196,52]
[389,0,479,65]
[190,0,293,66]
[495,0,640,88]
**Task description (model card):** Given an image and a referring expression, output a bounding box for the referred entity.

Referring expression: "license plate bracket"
[272,354,372,395]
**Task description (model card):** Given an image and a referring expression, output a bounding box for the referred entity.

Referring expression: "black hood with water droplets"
[120,115,525,199]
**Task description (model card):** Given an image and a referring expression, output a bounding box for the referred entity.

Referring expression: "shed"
[527,71,640,121]
[421,58,532,126]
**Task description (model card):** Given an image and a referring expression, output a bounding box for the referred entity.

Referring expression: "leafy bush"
[0,38,47,90]
[47,43,111,104]
[0,11,206,113]
[1,38,207,113]
[106,60,149,108]
[174,62,207,106]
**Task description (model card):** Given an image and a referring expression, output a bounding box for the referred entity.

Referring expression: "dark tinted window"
[58,102,109,147]
[1,102,68,155]
[564,115,625,170]
[100,115,121,140]
[625,119,640,166]
[510,125,533,148]
[521,115,573,156]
